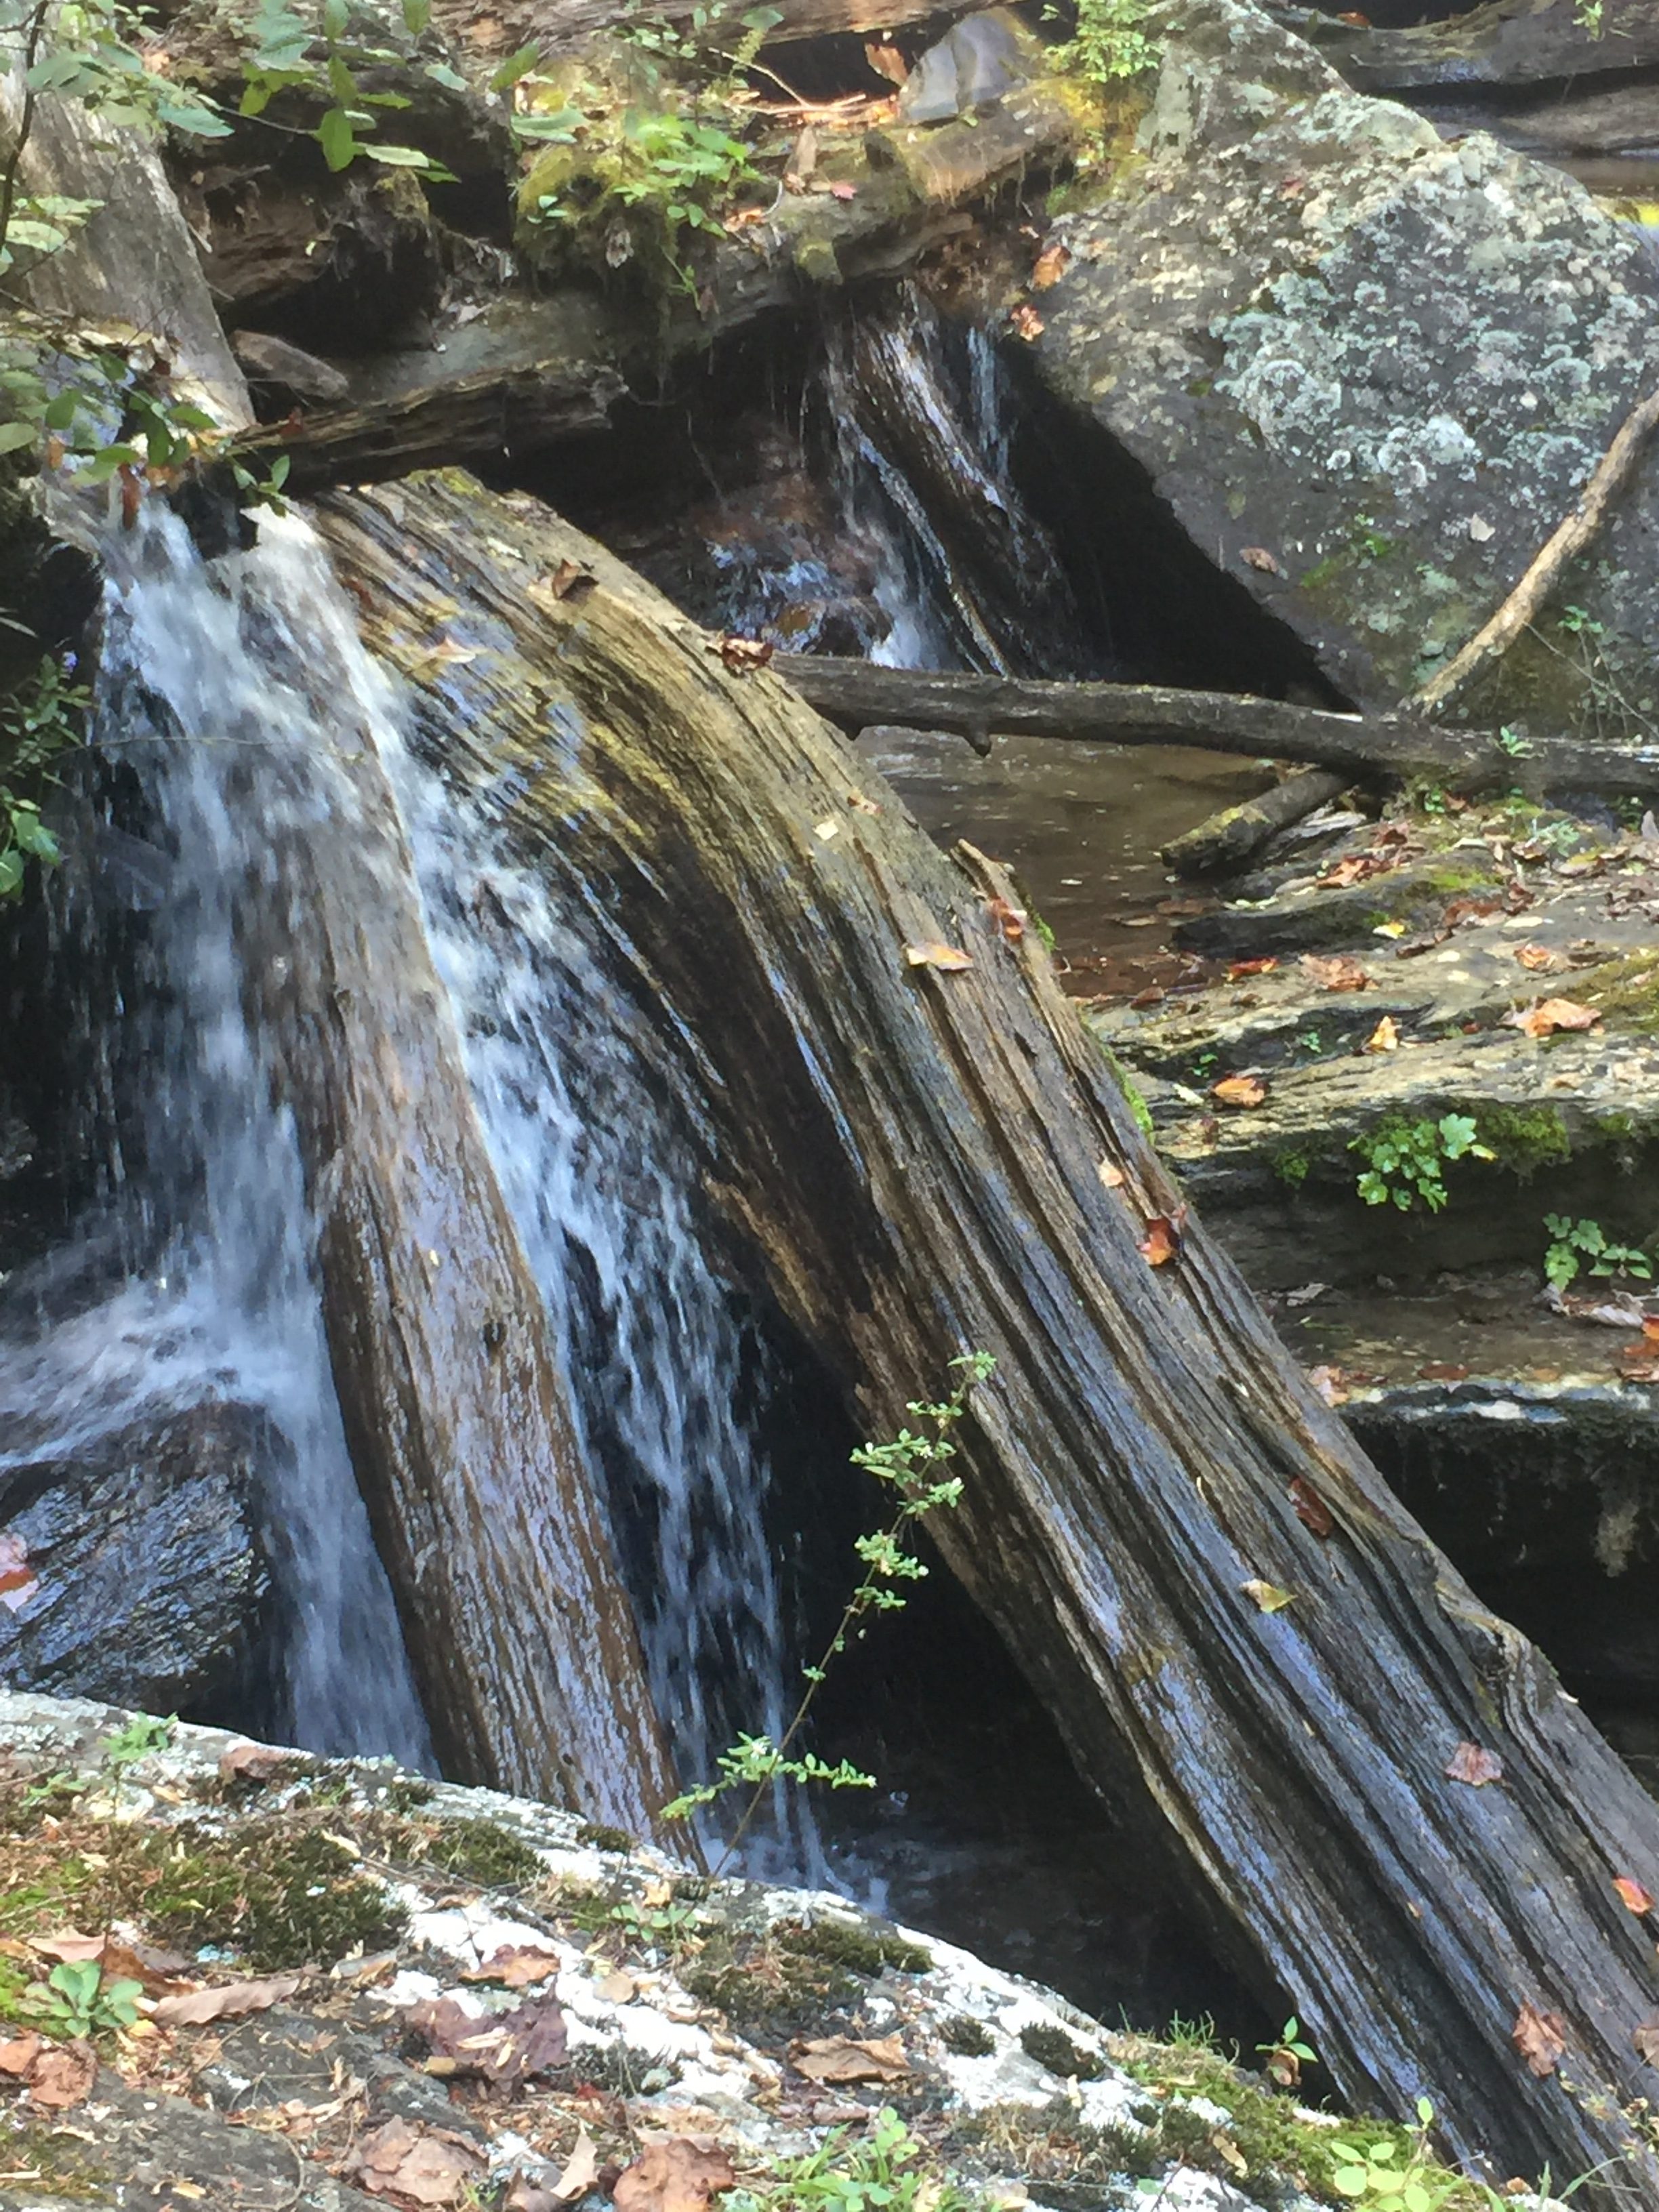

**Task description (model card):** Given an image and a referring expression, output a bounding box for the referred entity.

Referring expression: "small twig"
[1414,380,1659,716]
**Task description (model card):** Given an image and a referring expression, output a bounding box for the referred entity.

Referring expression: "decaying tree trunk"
[778,653,1659,796]
[316,469,1659,2192]
[214,592,678,1830]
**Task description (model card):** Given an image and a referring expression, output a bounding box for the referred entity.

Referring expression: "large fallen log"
[319,470,1659,2191]
[777,653,1659,796]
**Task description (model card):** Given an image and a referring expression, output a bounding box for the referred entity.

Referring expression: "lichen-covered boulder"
[1025,0,1659,726]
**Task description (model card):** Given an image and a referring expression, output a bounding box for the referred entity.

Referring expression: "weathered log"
[441,0,947,61]
[107,535,680,1830]
[1160,765,1351,877]
[318,469,1659,2189]
[222,356,626,492]
[777,654,1659,796]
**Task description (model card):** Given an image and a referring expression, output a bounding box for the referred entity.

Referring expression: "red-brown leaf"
[1138,1214,1183,1267]
[1211,1073,1267,1109]
[613,2140,737,2212]
[1288,1478,1334,1538]
[1512,2001,1567,2079]
[1502,997,1600,1039]
[1445,1740,1504,1787]
[1615,1876,1656,1915]
[1240,546,1280,575]
[1300,954,1372,993]
[1226,958,1278,980]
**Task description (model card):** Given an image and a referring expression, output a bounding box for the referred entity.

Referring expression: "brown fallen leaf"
[1635,2013,1659,2067]
[27,2041,95,2110]
[552,2127,602,2202]
[1288,1477,1334,1538]
[1502,998,1600,1039]
[1512,2001,1567,2080]
[1031,243,1069,289]
[1300,954,1372,993]
[1445,1741,1504,1788]
[613,2139,737,2212]
[827,181,857,201]
[218,1740,288,1784]
[1307,1364,1349,1406]
[1240,546,1280,575]
[709,634,773,674]
[903,941,973,972]
[0,2030,41,2077]
[791,2033,909,2084]
[1363,1015,1399,1054]
[1616,1876,1657,1915]
[1009,302,1044,342]
[1515,943,1561,972]
[407,1994,567,2090]
[1211,1073,1267,1109]
[1098,1160,1125,1189]
[462,1946,564,1989]
[350,2117,487,2207]
[846,790,881,815]
[1416,1362,1469,1383]
[1241,1579,1294,1614]
[27,1929,106,1964]
[1316,851,1396,890]
[864,38,908,84]
[985,895,1025,942]
[0,1532,38,1610]
[1226,957,1278,980]
[1137,1213,1182,1267]
[527,562,598,615]
[150,1971,304,2027]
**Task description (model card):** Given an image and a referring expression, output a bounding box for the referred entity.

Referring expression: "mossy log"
[316,470,1659,2190]
[242,659,677,1830]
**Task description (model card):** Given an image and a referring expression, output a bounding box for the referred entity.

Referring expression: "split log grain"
[777,653,1659,795]
[319,468,1659,2190]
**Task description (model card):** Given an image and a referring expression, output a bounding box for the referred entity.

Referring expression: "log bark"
[222,357,626,493]
[1160,766,1351,876]
[441,0,947,60]
[318,469,1659,2191]
[778,653,1659,796]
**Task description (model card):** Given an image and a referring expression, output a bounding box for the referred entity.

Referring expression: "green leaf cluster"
[1543,1214,1653,1292]
[1350,1113,1493,1213]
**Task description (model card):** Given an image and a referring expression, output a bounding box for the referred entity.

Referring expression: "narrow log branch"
[1161,766,1351,877]
[1414,381,1659,715]
[777,654,1659,794]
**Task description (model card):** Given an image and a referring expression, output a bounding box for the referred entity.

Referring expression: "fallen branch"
[777,655,1659,795]
[1414,381,1659,715]
[1161,766,1351,877]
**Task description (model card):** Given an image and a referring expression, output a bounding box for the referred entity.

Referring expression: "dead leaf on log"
[1226,958,1277,979]
[407,1994,567,2089]
[710,634,773,674]
[984,895,1025,941]
[1307,1364,1349,1406]
[903,941,973,972]
[1636,2014,1659,2067]
[1289,1478,1334,1538]
[348,2116,487,2205]
[27,2041,96,2109]
[613,2139,737,2212]
[527,562,598,615]
[1211,1074,1267,1108]
[1317,852,1396,890]
[1616,1877,1657,1915]
[0,2030,41,2077]
[1300,954,1372,992]
[791,2034,909,2083]
[1009,303,1044,342]
[217,1740,288,1784]
[1031,243,1069,290]
[151,1971,304,2026]
[1502,998,1600,1038]
[1098,1160,1124,1189]
[1445,1742,1504,1788]
[1137,1214,1182,1267]
[1240,546,1281,575]
[461,1946,563,1989]
[864,39,908,83]
[846,790,881,815]
[1364,1016,1399,1054]
[1512,2001,1567,2079]
[1241,1579,1294,1613]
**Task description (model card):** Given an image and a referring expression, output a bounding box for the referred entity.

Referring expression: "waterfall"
[1,495,805,1853]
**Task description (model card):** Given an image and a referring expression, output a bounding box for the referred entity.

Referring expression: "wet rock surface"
[0,1403,275,1715]
[0,1692,1353,2212]
[1026,0,1659,723]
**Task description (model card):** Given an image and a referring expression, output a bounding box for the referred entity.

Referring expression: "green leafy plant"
[1558,603,1603,638]
[1254,2015,1317,2089]
[0,651,86,898]
[742,2107,977,2212]
[1328,2100,1475,2211]
[237,0,456,179]
[661,1353,994,1859]
[1543,1214,1653,1292]
[28,1959,143,2040]
[1052,0,1158,83]
[1351,1113,1492,1213]
[527,102,762,283]
[1496,724,1533,758]
[101,1711,176,1782]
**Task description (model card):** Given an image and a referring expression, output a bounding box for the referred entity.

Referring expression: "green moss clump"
[783,1918,929,1977]
[939,2015,996,2057]
[135,1822,405,1970]
[575,1821,634,1853]
[1576,951,1659,1036]
[1475,1105,1571,1177]
[0,2117,111,2198]
[1274,1149,1311,1186]
[1100,1042,1156,1136]
[682,1915,926,2032]
[1020,2023,1105,2080]
[418,1817,544,1888]
[382,1779,436,1814]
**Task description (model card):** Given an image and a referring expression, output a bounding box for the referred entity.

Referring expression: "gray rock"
[898,8,1037,124]
[0,1401,275,1714]
[1027,0,1659,721]
[231,330,352,404]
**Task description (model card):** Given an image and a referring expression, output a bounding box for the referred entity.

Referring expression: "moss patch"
[1475,1105,1572,1177]
[939,2015,996,2057]
[0,2116,111,2199]
[410,1816,544,1888]
[1019,2022,1105,2079]
[575,1822,634,1854]
[682,1916,926,2033]
[1577,950,1659,1036]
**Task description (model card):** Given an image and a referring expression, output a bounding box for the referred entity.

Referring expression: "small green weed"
[1254,2015,1316,2089]
[1543,1215,1653,1293]
[0,653,85,899]
[742,2106,977,2212]
[28,1959,142,2041]
[1050,0,1158,83]
[1351,1113,1492,1213]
